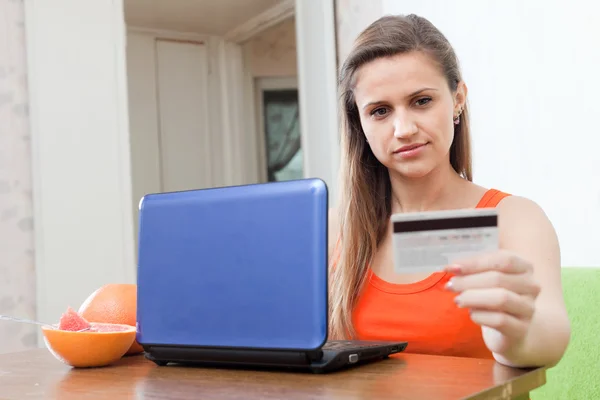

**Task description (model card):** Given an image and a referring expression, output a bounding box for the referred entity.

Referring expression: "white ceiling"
[124,0,285,35]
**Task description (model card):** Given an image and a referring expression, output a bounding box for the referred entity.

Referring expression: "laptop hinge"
[305,349,324,363]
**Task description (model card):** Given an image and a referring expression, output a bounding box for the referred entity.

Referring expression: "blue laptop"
[136,178,406,373]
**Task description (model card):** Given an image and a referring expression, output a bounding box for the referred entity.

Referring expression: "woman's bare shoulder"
[495,195,561,271]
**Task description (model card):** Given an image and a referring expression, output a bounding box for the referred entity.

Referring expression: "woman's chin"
[388,163,435,180]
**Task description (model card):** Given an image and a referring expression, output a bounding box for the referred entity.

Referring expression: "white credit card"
[391,208,499,274]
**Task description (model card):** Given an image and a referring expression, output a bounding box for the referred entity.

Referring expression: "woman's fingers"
[454,288,536,320]
[445,250,532,275]
[468,309,529,340]
[447,270,541,297]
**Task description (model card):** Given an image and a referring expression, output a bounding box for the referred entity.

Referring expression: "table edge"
[464,366,547,400]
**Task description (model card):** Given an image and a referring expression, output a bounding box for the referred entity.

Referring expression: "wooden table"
[0,349,545,399]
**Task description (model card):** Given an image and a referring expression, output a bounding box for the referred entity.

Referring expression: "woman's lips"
[393,143,427,158]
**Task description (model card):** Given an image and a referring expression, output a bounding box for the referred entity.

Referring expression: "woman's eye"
[415,97,432,106]
[371,107,388,117]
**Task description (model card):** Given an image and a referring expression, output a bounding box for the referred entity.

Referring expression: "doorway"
[124,3,300,250]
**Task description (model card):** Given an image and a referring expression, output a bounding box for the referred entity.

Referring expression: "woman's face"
[353,51,466,179]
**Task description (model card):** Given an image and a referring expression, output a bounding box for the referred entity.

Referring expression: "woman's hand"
[444,250,541,357]
[440,196,569,368]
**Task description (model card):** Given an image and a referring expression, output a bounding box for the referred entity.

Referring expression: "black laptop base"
[142,340,408,374]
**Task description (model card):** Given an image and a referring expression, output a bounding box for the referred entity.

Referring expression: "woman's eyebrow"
[408,87,437,97]
[361,87,438,110]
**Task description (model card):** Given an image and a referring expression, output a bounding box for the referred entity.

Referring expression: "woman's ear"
[454,81,468,112]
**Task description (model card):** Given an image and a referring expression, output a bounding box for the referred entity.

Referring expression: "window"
[255,78,303,182]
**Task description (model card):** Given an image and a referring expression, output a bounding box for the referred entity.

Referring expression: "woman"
[329,14,570,368]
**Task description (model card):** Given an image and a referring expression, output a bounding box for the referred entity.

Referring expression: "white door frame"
[294,0,340,204]
[23,0,339,340]
[247,0,340,198]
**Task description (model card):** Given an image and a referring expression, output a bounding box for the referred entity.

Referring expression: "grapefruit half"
[43,321,136,368]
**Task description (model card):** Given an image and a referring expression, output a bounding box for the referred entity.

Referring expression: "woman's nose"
[393,114,418,138]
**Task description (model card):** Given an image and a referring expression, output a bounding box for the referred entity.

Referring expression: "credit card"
[391,208,499,274]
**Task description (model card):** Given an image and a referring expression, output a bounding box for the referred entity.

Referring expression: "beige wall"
[243,0,383,81]
[335,0,382,65]
[243,17,297,78]
[0,0,37,354]
[241,3,381,80]
[243,1,383,80]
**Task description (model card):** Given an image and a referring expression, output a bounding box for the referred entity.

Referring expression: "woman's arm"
[493,196,571,367]
[446,196,571,368]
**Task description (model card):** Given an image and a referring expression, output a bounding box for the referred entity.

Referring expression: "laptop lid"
[136,178,329,351]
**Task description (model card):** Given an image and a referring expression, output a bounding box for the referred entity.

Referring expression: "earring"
[453,108,463,125]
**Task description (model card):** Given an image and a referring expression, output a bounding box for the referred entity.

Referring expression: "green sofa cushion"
[531,267,600,399]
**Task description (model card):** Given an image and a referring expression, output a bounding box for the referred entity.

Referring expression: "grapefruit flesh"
[58,306,91,331]
[87,323,131,332]
[78,283,143,355]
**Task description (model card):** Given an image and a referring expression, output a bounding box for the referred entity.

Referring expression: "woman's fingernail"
[454,295,463,307]
[445,279,455,291]
[446,264,462,274]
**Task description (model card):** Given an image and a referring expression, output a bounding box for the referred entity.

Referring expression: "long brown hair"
[329,14,473,339]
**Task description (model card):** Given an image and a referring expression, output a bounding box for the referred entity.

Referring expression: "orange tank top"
[350,189,511,359]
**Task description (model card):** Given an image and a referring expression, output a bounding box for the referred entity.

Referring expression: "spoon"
[0,315,90,332]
